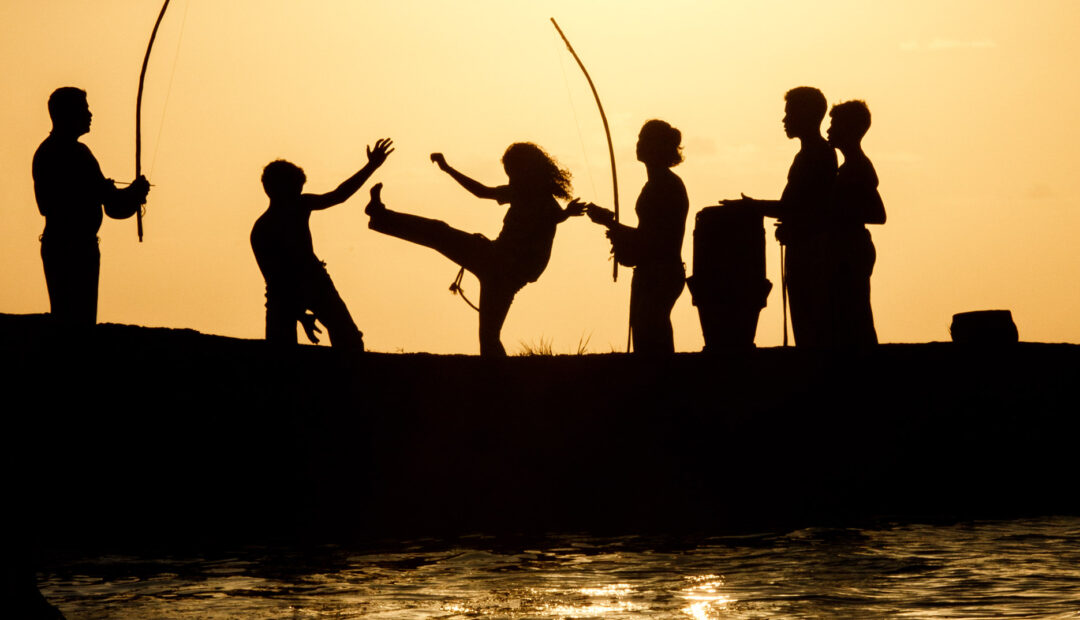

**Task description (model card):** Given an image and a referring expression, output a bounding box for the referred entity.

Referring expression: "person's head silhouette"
[48,87,91,137]
[636,119,683,168]
[827,100,871,150]
[261,160,307,202]
[501,142,572,199]
[783,87,827,140]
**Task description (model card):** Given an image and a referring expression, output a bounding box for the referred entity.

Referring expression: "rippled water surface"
[40,517,1080,618]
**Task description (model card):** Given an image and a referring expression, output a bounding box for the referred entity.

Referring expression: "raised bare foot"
[365,182,385,216]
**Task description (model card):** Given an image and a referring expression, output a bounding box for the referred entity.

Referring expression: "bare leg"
[367,184,523,356]
[367,183,493,277]
[478,281,517,357]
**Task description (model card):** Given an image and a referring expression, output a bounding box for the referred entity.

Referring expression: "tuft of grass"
[516,332,593,356]
[517,336,555,356]
[575,332,592,355]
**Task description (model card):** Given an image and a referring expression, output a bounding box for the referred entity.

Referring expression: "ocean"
[38,515,1080,618]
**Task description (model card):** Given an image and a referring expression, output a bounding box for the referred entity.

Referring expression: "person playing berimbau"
[365,143,584,356]
[32,87,150,327]
[582,120,689,354]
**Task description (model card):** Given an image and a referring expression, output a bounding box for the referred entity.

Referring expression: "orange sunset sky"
[2,1,1078,353]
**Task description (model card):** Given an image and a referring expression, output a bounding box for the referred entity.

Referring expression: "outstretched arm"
[582,201,633,233]
[430,153,500,201]
[580,200,638,266]
[305,138,394,211]
[555,198,587,223]
[718,194,782,218]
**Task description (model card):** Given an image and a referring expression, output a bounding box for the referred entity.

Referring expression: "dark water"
[39,517,1080,618]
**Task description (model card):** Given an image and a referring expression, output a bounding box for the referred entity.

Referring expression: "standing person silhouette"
[583,120,689,354]
[251,138,393,350]
[827,100,885,346]
[365,143,584,356]
[721,87,837,347]
[32,87,149,327]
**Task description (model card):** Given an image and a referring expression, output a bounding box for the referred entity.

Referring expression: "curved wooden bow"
[550,17,620,282]
[135,0,171,242]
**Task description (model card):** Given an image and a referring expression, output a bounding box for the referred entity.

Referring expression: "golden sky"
[2,1,1079,353]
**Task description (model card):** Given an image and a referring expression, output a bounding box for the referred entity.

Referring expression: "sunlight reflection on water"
[39,516,1080,618]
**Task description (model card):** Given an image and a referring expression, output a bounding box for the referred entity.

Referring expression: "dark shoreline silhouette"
[3,312,1078,549]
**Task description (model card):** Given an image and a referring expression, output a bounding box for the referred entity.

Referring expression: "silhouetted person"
[584,120,689,354]
[827,100,885,346]
[251,138,393,350]
[32,87,149,326]
[721,87,837,346]
[365,143,583,356]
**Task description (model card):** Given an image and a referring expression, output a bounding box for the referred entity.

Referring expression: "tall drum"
[686,204,772,350]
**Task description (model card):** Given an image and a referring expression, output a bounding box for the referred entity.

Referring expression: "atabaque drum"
[686,204,772,350]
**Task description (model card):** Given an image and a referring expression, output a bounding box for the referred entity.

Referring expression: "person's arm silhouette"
[718,193,781,216]
[583,201,616,227]
[430,153,501,201]
[557,198,586,223]
[581,200,641,266]
[33,145,149,221]
[103,176,150,220]
[304,138,393,211]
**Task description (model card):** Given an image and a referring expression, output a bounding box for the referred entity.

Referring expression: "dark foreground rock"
[2,313,1078,548]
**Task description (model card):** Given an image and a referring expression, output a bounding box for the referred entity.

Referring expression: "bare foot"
[365,183,385,216]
